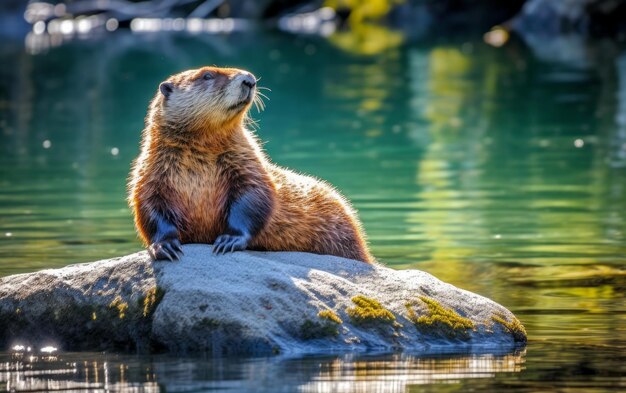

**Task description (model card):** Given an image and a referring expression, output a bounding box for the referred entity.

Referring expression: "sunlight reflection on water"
[1,351,525,393]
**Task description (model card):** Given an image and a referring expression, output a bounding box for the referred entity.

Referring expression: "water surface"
[0,30,625,391]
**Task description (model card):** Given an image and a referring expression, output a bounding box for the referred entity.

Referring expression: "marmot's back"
[253,166,373,262]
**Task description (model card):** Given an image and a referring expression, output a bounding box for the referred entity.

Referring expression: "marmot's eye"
[203,72,214,80]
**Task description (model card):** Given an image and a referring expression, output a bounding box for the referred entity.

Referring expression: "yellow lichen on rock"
[346,295,395,324]
[491,313,527,343]
[318,309,343,324]
[142,287,165,318]
[109,296,129,319]
[406,296,474,338]
[301,308,343,339]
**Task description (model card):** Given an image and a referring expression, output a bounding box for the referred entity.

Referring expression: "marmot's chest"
[169,162,230,242]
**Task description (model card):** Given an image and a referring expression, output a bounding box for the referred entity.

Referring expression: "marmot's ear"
[159,82,174,98]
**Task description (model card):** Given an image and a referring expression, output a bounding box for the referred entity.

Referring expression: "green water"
[1,30,625,391]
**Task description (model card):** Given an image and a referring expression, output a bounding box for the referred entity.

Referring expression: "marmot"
[128,66,374,263]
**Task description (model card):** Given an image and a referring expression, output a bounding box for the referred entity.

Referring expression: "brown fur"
[128,66,374,263]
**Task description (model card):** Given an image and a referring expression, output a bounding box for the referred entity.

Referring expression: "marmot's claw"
[213,234,248,255]
[148,239,183,261]
[171,238,184,255]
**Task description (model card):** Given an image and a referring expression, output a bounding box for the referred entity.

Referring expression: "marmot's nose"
[241,74,256,89]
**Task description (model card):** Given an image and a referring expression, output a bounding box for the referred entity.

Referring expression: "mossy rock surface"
[347,295,395,325]
[0,245,526,354]
[406,296,474,339]
[491,313,527,343]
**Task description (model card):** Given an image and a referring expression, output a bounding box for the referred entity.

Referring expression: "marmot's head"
[155,66,257,129]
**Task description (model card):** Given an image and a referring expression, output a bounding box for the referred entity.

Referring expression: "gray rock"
[0,245,526,355]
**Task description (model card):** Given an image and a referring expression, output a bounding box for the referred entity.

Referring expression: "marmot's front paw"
[213,234,249,254]
[148,239,183,261]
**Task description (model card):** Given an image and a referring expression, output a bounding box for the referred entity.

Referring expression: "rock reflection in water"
[298,352,525,393]
[0,350,525,392]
